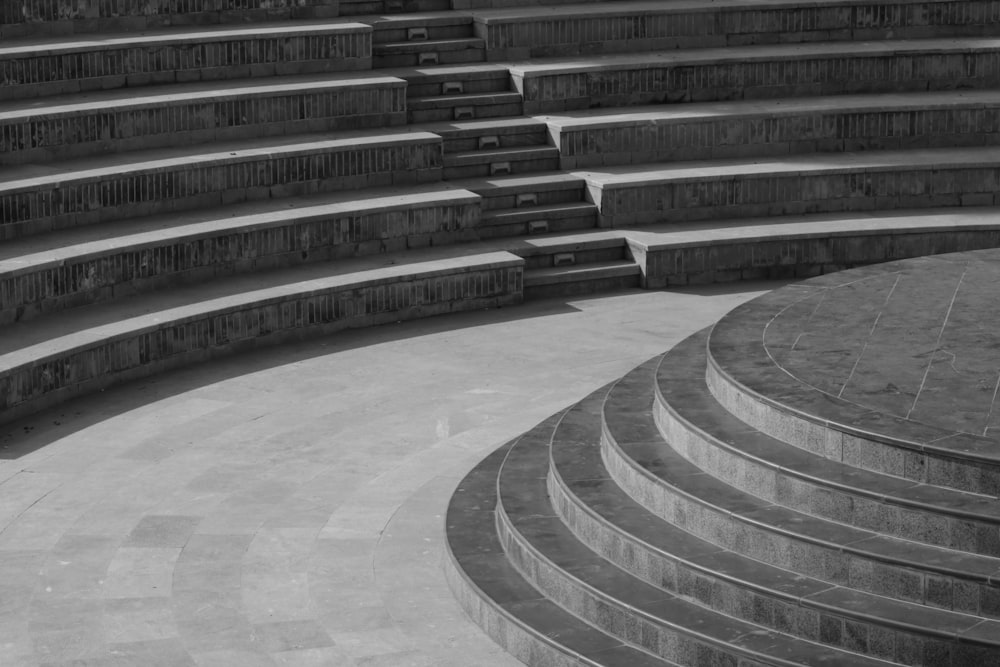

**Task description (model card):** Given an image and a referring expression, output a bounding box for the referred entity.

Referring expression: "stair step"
[407,93,523,123]
[444,428,673,667]
[0,23,373,101]
[453,173,588,211]
[515,236,628,269]
[496,409,897,666]
[0,75,408,165]
[423,117,549,152]
[369,12,474,43]
[511,38,1000,113]
[397,64,511,97]
[443,146,560,178]
[523,260,640,298]
[658,332,1000,556]
[0,131,444,239]
[478,202,599,238]
[601,360,1000,617]
[374,38,487,67]
[546,370,1000,664]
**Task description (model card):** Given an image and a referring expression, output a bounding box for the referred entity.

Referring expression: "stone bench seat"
[0,22,373,100]
[0,187,481,325]
[0,75,408,165]
[0,248,522,425]
[580,145,1000,226]
[474,0,1000,59]
[0,0,342,39]
[0,130,444,239]
[510,38,1000,112]
[543,91,1000,169]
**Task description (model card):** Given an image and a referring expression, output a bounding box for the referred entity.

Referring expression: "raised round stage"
[447,249,1000,667]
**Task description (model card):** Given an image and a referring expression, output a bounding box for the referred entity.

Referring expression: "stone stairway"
[4,0,1000,456]
[447,264,1000,665]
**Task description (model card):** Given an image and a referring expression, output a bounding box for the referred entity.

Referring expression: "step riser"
[477,213,598,239]
[1,2,342,39]
[374,26,473,44]
[655,392,1000,556]
[556,107,1000,170]
[1,29,372,101]
[0,85,407,166]
[0,138,444,239]
[444,131,549,153]
[0,258,523,426]
[0,198,480,325]
[515,51,1000,112]
[406,76,511,98]
[704,354,1000,499]
[479,2,1000,61]
[524,274,639,300]
[480,189,585,212]
[408,103,523,124]
[602,427,1000,618]
[593,165,1000,227]
[443,157,559,180]
[375,49,486,69]
[547,465,979,666]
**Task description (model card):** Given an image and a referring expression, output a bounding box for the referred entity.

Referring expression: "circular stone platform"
[707,248,1000,482]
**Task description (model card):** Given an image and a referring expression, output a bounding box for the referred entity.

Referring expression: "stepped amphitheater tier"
[4,0,1000,661]
[447,248,1000,666]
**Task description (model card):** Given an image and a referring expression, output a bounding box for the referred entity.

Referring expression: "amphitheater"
[3,0,1000,665]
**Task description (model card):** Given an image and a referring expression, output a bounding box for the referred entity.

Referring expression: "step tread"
[444,146,560,165]
[660,332,1000,525]
[497,412,897,667]
[548,376,1000,646]
[374,37,485,52]
[483,202,598,223]
[524,260,639,285]
[603,362,1000,583]
[407,92,521,109]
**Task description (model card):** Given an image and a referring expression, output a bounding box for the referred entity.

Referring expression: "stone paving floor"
[0,283,774,667]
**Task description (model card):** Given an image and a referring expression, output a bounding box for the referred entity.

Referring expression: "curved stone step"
[512,38,1000,112]
[444,422,675,667]
[495,394,900,667]
[546,91,1000,170]
[475,0,1000,60]
[0,75,408,165]
[0,249,521,425]
[705,255,1000,497]
[0,187,480,325]
[547,369,1000,664]
[0,130,443,239]
[0,22,372,101]
[658,330,1000,557]
[601,360,1000,620]
[585,145,1000,227]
